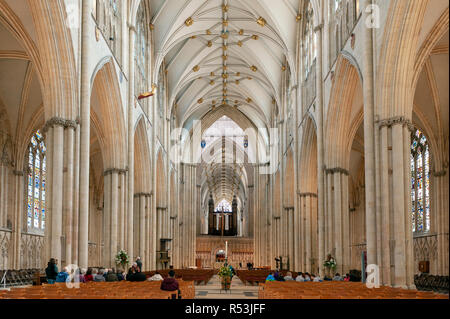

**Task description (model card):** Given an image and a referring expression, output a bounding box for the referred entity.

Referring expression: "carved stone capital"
[377,116,413,131]
[104,168,127,176]
[298,192,318,198]
[13,170,23,176]
[134,192,152,198]
[43,117,78,133]
[432,170,447,177]
[325,167,349,176]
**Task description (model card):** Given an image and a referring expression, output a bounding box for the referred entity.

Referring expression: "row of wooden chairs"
[258,281,449,299]
[0,280,195,300]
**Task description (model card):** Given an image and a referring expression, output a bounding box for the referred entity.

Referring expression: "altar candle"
[225,241,228,258]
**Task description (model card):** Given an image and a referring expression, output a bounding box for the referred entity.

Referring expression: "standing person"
[136,257,143,272]
[45,258,58,284]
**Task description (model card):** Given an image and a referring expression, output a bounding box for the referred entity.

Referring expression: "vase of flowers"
[115,249,129,272]
[218,265,233,291]
[323,254,337,278]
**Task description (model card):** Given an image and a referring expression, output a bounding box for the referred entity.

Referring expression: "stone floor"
[195,275,259,299]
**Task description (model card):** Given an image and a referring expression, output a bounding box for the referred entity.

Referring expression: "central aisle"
[195,275,259,299]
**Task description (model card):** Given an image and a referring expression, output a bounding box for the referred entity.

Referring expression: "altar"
[196,236,254,270]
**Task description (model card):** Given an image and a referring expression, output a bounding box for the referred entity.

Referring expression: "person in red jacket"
[160,270,179,291]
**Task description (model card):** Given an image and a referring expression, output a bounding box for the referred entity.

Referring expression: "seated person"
[76,268,86,283]
[274,271,285,282]
[333,273,343,281]
[265,272,275,282]
[296,272,305,282]
[344,273,351,282]
[133,268,147,282]
[106,268,118,282]
[116,270,125,281]
[84,268,94,282]
[161,270,179,291]
[55,267,69,283]
[284,272,294,281]
[127,263,138,281]
[93,268,106,282]
[303,272,311,282]
[311,274,322,282]
[148,271,164,281]
[102,268,108,279]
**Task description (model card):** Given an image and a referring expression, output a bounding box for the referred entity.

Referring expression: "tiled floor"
[195,275,259,299]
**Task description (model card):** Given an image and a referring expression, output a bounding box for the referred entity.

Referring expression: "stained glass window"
[215,199,232,213]
[411,129,431,233]
[26,130,46,232]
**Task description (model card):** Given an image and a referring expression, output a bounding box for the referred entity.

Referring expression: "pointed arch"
[91,59,127,169]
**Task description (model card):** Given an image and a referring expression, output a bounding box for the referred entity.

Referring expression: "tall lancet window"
[303,1,315,79]
[135,5,149,104]
[411,129,431,234]
[26,130,46,232]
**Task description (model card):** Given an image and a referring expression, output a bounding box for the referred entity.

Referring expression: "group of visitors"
[44,257,180,292]
[265,270,351,283]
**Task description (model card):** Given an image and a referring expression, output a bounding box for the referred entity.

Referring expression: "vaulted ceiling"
[149,0,300,134]
[148,0,301,210]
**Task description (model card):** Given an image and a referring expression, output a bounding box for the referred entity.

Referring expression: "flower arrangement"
[218,265,233,279]
[115,250,129,269]
[323,254,337,270]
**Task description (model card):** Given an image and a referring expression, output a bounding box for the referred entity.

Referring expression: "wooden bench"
[258,281,449,299]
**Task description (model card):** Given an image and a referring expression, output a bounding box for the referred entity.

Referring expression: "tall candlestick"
[225,241,228,259]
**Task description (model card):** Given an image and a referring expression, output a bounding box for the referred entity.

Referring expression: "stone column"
[51,125,64,263]
[305,195,312,272]
[118,171,125,250]
[44,128,53,264]
[139,194,145,264]
[79,0,92,269]
[326,172,334,256]
[151,193,156,270]
[342,173,350,274]
[64,126,75,266]
[111,171,119,266]
[403,125,414,289]
[392,123,407,288]
[434,170,449,276]
[146,194,151,271]
[289,207,295,270]
[379,125,391,285]
[362,0,377,268]
[72,124,80,266]
[294,193,301,270]
[333,172,343,275]
[103,172,111,267]
[12,170,23,269]
[314,21,326,278]
[127,23,136,262]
